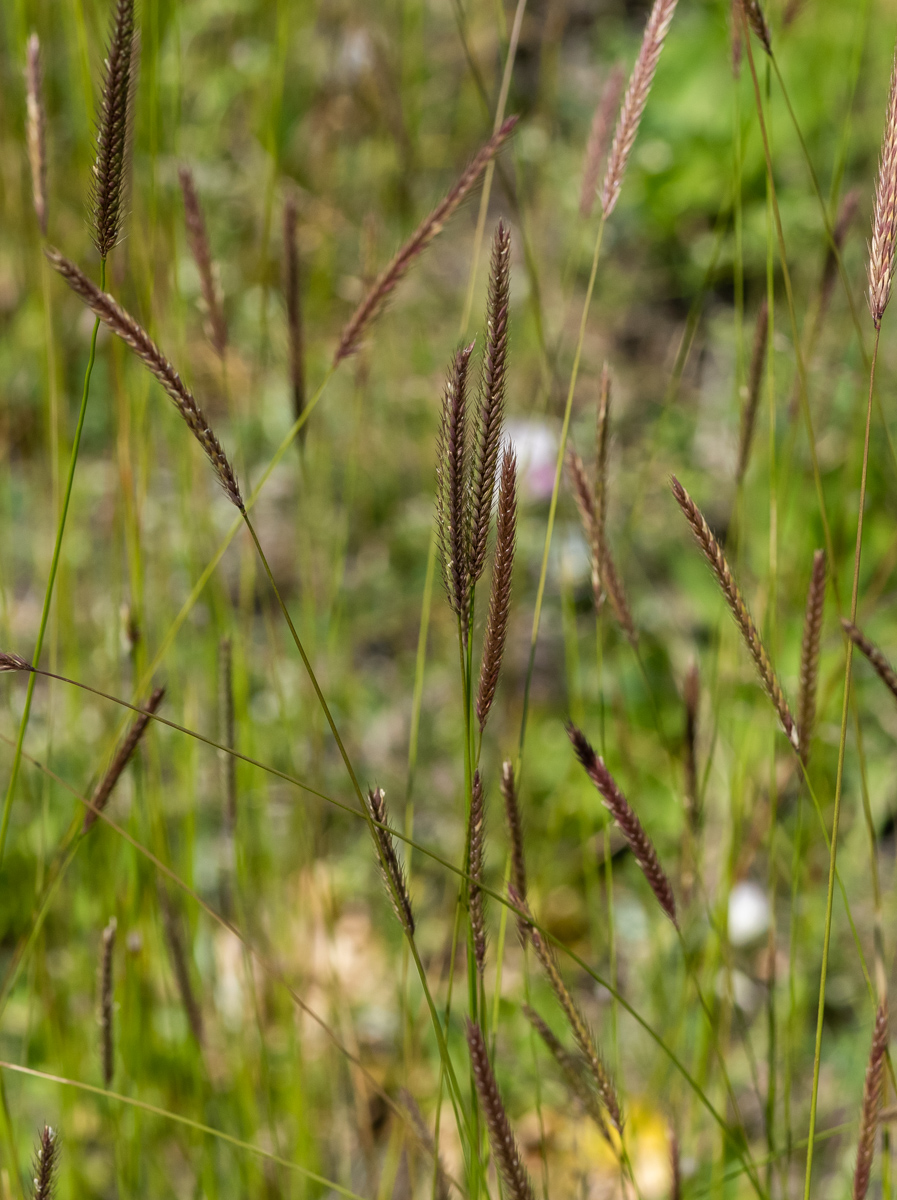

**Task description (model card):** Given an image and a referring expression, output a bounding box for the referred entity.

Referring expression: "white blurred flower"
[504,418,559,501]
[727,880,770,946]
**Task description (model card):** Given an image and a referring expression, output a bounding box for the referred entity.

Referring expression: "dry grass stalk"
[368,788,415,935]
[46,249,243,509]
[580,65,626,219]
[334,116,518,363]
[25,34,48,237]
[511,884,622,1130]
[842,620,897,702]
[469,770,486,975]
[798,550,826,766]
[740,0,772,55]
[179,166,227,358]
[91,0,137,259]
[671,475,800,752]
[567,723,678,926]
[601,0,679,219]
[469,221,511,585]
[283,191,306,427]
[218,637,237,837]
[83,686,164,833]
[736,298,768,483]
[435,342,475,629]
[398,1090,451,1200]
[158,884,204,1046]
[731,0,743,77]
[869,46,897,328]
[523,1003,612,1144]
[464,1019,535,1200]
[670,1128,681,1200]
[501,761,527,904]
[99,917,117,1086]
[31,1126,57,1200]
[853,1003,889,1200]
[476,446,517,730]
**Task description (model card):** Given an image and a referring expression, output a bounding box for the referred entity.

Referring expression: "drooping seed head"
[523,1003,613,1144]
[0,652,32,672]
[368,788,415,936]
[465,1019,535,1200]
[739,0,772,56]
[842,619,897,703]
[500,761,527,905]
[91,0,137,259]
[83,686,164,833]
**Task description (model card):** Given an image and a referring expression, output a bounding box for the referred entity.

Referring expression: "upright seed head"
[465,1019,535,1200]
[797,550,826,766]
[435,342,475,629]
[469,770,486,975]
[83,686,164,833]
[178,166,227,359]
[31,1126,58,1200]
[283,190,306,428]
[736,298,768,484]
[46,249,242,509]
[25,34,48,237]
[368,788,415,936]
[475,445,517,731]
[500,761,527,905]
[580,65,626,219]
[601,0,679,219]
[469,221,511,585]
[91,0,137,259]
[671,475,799,752]
[567,723,678,927]
[99,917,117,1086]
[853,1002,889,1200]
[869,44,897,328]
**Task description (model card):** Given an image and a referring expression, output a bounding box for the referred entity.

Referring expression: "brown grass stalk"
[436,342,475,628]
[334,116,518,363]
[25,34,48,237]
[842,620,897,702]
[736,298,768,483]
[523,1003,612,1143]
[567,722,678,926]
[580,65,626,219]
[83,686,164,833]
[218,637,237,837]
[31,1125,57,1200]
[283,191,306,427]
[464,1019,535,1200]
[869,44,897,328]
[91,0,137,259]
[671,1128,682,1200]
[45,249,242,509]
[469,221,511,585]
[368,788,415,936]
[469,769,486,975]
[671,475,800,751]
[595,364,611,537]
[682,662,700,830]
[157,883,204,1046]
[99,916,116,1086]
[601,0,679,218]
[501,761,527,904]
[731,0,743,78]
[511,884,622,1130]
[853,1003,889,1200]
[475,446,517,730]
[798,550,826,765]
[179,166,227,358]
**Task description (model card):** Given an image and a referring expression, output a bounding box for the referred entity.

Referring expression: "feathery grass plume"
[157,883,204,1045]
[218,637,237,836]
[580,64,626,219]
[601,0,679,219]
[567,723,678,926]
[671,475,800,752]
[25,35,48,237]
[511,884,622,1130]
[469,770,486,975]
[99,917,116,1085]
[282,190,305,427]
[469,221,511,585]
[798,550,826,766]
[842,620,897,702]
[682,662,700,829]
[31,1126,57,1200]
[435,342,475,629]
[0,652,31,672]
[731,0,743,78]
[397,1090,451,1200]
[869,45,897,328]
[334,115,518,364]
[46,249,242,509]
[465,1019,535,1200]
[91,0,137,259]
[735,298,768,483]
[523,1004,612,1144]
[739,0,772,55]
[853,1003,889,1200]
[476,446,517,730]
[567,448,602,607]
[179,166,227,359]
[83,685,164,833]
[368,788,415,935]
[501,761,527,903]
